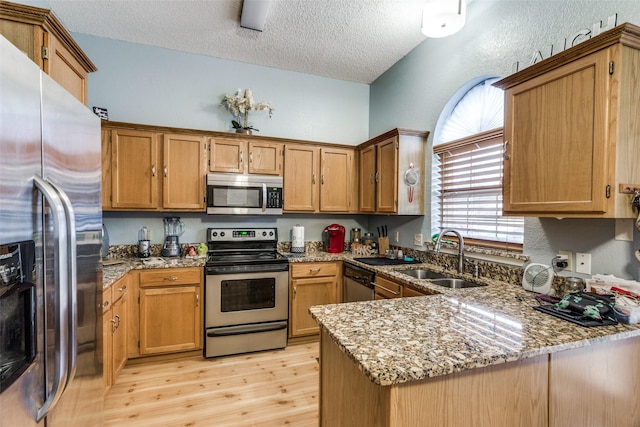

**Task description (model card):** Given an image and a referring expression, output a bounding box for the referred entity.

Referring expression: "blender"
[161,217,185,257]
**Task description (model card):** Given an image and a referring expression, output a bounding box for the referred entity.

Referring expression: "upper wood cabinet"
[283,144,357,213]
[494,23,640,218]
[358,129,428,215]
[0,1,96,104]
[102,126,206,211]
[209,137,283,175]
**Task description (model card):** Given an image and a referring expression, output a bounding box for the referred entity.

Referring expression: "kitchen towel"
[291,224,305,253]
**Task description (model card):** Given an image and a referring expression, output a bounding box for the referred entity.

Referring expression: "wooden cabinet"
[494,24,640,218]
[283,144,357,213]
[103,126,206,211]
[374,276,402,300]
[102,274,129,394]
[138,268,202,355]
[289,262,340,338]
[402,284,431,297]
[209,137,283,175]
[358,129,428,215]
[0,1,96,104]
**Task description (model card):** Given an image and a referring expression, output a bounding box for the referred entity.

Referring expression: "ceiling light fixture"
[240,0,273,32]
[421,0,467,38]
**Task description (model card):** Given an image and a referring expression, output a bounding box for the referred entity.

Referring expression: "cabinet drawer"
[403,285,430,297]
[290,262,338,279]
[112,275,129,303]
[374,276,402,299]
[139,268,201,287]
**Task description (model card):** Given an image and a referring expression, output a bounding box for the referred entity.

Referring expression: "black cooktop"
[352,257,420,266]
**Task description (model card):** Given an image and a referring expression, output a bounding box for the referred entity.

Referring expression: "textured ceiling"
[47,0,432,84]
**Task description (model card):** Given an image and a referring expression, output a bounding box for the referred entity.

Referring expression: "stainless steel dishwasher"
[343,262,375,302]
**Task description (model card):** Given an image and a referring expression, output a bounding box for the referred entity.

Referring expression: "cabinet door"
[320,147,355,212]
[248,141,283,175]
[359,145,376,213]
[503,49,610,214]
[102,307,112,393]
[45,32,88,104]
[139,285,201,355]
[376,138,398,213]
[283,145,319,212]
[374,276,402,299]
[111,129,160,209]
[111,293,128,381]
[290,276,337,337]
[209,138,246,173]
[163,134,207,210]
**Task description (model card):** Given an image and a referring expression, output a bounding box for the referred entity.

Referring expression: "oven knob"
[220,232,225,237]
[211,232,218,237]
[269,231,274,236]
[262,231,267,236]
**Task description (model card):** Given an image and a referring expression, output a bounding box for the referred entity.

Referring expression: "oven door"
[205,269,289,328]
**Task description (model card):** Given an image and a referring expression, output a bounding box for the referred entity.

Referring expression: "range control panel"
[207,228,277,242]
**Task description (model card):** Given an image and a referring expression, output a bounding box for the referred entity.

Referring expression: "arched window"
[431,77,523,250]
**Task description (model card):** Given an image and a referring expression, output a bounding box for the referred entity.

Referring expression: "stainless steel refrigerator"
[0,35,103,426]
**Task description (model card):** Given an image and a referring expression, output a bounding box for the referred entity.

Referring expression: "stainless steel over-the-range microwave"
[206,173,283,215]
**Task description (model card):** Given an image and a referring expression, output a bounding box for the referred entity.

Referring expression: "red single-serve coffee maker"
[323,224,345,253]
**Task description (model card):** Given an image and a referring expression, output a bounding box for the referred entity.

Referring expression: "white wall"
[370,0,640,279]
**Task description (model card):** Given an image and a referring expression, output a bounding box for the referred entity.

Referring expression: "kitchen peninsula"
[310,272,640,427]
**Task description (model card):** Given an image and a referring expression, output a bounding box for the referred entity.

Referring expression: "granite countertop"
[309,264,640,386]
[102,256,206,289]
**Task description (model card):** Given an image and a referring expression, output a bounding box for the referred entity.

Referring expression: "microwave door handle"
[33,175,70,422]
[48,179,78,385]
[262,183,267,213]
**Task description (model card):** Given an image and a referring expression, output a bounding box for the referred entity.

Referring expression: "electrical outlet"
[558,250,573,271]
[576,252,592,274]
[393,231,400,243]
[414,233,423,246]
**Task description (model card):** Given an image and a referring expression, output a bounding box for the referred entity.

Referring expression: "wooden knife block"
[378,237,389,255]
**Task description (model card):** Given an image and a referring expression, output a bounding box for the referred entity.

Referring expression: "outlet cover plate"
[576,252,592,274]
[414,234,423,246]
[393,231,400,243]
[558,250,573,271]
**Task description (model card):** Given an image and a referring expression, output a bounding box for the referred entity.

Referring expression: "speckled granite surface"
[309,269,640,386]
[102,256,205,289]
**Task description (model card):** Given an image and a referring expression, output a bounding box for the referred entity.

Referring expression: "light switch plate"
[414,234,423,246]
[615,218,634,241]
[576,252,591,274]
[393,231,400,243]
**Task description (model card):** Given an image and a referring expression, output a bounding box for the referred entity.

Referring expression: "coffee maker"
[323,224,345,253]
[161,217,185,257]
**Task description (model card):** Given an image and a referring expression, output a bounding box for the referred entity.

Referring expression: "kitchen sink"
[429,278,486,289]
[398,269,446,280]
[398,269,486,289]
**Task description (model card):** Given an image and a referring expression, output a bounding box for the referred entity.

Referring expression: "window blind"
[433,128,523,250]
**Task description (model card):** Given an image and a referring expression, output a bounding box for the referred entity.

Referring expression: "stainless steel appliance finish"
[205,228,289,358]
[0,36,102,427]
[206,173,283,215]
[343,263,375,302]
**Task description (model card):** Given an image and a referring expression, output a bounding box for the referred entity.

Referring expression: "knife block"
[378,237,389,255]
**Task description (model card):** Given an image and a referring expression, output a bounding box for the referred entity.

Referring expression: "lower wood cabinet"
[289,262,340,338]
[137,267,202,355]
[374,276,402,300]
[102,274,129,395]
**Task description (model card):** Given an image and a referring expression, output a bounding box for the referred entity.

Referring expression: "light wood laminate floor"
[104,342,319,427]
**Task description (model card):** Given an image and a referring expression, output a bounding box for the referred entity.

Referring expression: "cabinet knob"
[117,285,126,292]
[375,172,380,183]
[164,276,179,281]
[309,268,321,274]
[312,174,316,184]
[503,140,510,160]
[195,294,200,306]
[151,165,156,176]
[163,166,168,177]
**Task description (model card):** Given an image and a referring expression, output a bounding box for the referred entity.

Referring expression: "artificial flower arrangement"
[220,88,274,133]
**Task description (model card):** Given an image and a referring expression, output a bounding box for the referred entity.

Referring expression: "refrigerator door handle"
[48,179,78,385]
[33,175,70,422]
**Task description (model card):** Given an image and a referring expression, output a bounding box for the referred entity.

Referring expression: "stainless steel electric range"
[204,227,289,358]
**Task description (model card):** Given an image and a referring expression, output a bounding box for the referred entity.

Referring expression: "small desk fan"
[522,263,553,295]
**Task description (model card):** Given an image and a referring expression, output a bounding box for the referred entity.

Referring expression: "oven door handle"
[207,321,287,337]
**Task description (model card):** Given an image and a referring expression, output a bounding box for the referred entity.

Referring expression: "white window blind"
[433,128,524,250]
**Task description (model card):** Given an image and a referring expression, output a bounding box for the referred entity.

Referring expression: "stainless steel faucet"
[435,229,464,274]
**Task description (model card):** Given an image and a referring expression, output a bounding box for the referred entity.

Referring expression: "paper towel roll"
[291,224,305,253]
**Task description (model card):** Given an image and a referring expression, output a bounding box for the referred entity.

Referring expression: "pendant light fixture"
[421,0,467,38]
